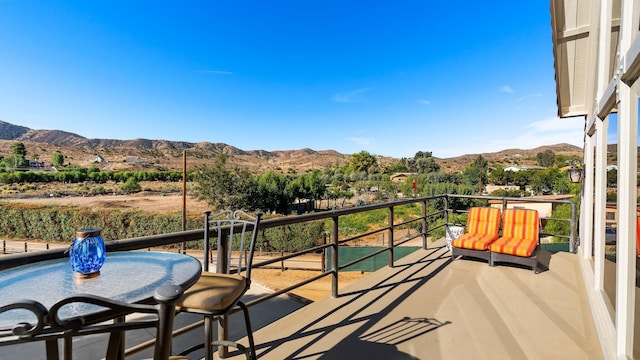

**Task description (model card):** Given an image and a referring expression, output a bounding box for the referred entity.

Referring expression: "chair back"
[466,207,501,238]
[203,210,263,279]
[501,208,539,242]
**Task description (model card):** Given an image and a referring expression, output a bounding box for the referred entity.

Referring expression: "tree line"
[0,141,581,214]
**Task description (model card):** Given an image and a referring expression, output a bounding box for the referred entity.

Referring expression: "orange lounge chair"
[489,208,540,273]
[451,207,501,262]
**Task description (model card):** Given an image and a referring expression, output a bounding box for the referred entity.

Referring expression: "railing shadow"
[254,246,453,359]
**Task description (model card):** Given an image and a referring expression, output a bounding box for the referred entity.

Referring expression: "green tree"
[536,150,555,167]
[415,156,440,174]
[462,155,488,192]
[255,172,292,214]
[488,166,507,185]
[607,168,617,187]
[121,177,142,192]
[545,204,571,242]
[52,152,64,167]
[403,151,440,173]
[10,142,27,168]
[384,161,409,174]
[552,176,571,194]
[349,151,378,174]
[193,154,257,211]
[12,142,26,158]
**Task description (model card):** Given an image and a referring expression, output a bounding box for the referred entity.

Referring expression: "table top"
[0,251,201,327]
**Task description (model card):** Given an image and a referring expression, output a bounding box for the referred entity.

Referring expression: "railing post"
[321,233,326,273]
[3,240,5,254]
[281,251,285,272]
[203,211,211,272]
[444,195,450,240]
[388,206,394,267]
[570,201,577,253]
[24,242,27,253]
[444,196,450,225]
[421,200,428,249]
[331,216,339,298]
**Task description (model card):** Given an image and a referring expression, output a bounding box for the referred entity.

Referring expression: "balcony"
[0,194,603,359]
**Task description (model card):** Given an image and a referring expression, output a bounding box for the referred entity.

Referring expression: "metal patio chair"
[176,209,262,360]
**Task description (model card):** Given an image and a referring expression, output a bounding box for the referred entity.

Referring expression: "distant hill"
[0,120,582,173]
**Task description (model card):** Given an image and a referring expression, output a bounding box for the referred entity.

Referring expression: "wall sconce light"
[568,160,582,183]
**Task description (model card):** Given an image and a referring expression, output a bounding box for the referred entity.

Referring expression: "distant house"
[125,157,149,165]
[390,173,414,183]
[504,165,545,172]
[91,155,108,164]
[485,184,520,194]
[29,160,44,168]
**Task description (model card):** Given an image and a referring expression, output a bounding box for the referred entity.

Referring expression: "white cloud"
[432,116,584,158]
[348,137,373,146]
[500,85,515,93]
[487,117,584,149]
[417,99,431,105]
[333,88,373,103]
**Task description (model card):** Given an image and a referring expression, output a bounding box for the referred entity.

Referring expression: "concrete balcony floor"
[1,239,603,359]
[241,239,602,360]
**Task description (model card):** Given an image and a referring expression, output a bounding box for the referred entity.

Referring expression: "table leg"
[63,336,72,360]
[45,338,60,360]
[153,285,183,360]
[105,316,125,360]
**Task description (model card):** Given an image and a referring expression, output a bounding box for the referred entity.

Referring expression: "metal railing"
[0,194,577,292]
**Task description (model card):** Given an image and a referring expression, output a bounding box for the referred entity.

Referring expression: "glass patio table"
[0,251,202,359]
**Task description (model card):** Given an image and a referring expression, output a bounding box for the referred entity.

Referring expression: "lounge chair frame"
[490,246,539,273]
[451,245,491,262]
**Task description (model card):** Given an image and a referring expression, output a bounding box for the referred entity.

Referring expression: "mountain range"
[0,120,582,173]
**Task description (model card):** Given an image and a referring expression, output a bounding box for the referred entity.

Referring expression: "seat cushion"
[451,207,501,250]
[178,272,249,311]
[489,237,537,257]
[451,233,498,251]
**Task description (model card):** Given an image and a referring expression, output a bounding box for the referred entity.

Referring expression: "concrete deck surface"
[241,241,602,360]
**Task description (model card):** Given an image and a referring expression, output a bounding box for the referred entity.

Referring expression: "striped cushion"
[489,209,539,257]
[451,207,501,250]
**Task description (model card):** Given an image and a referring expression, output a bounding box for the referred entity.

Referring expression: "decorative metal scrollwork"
[0,300,48,337]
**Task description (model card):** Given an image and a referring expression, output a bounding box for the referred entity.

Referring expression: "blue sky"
[0,1,584,159]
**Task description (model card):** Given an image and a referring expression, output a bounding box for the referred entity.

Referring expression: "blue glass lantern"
[69,228,106,278]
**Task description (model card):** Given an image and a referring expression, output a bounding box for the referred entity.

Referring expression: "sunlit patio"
[229,238,601,359]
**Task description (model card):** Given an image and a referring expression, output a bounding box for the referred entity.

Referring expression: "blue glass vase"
[69,228,106,278]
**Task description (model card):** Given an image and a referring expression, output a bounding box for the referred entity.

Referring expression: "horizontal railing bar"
[253,244,331,268]
[448,194,574,205]
[338,227,388,244]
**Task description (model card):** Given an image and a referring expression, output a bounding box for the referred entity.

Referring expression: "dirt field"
[1,191,212,215]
